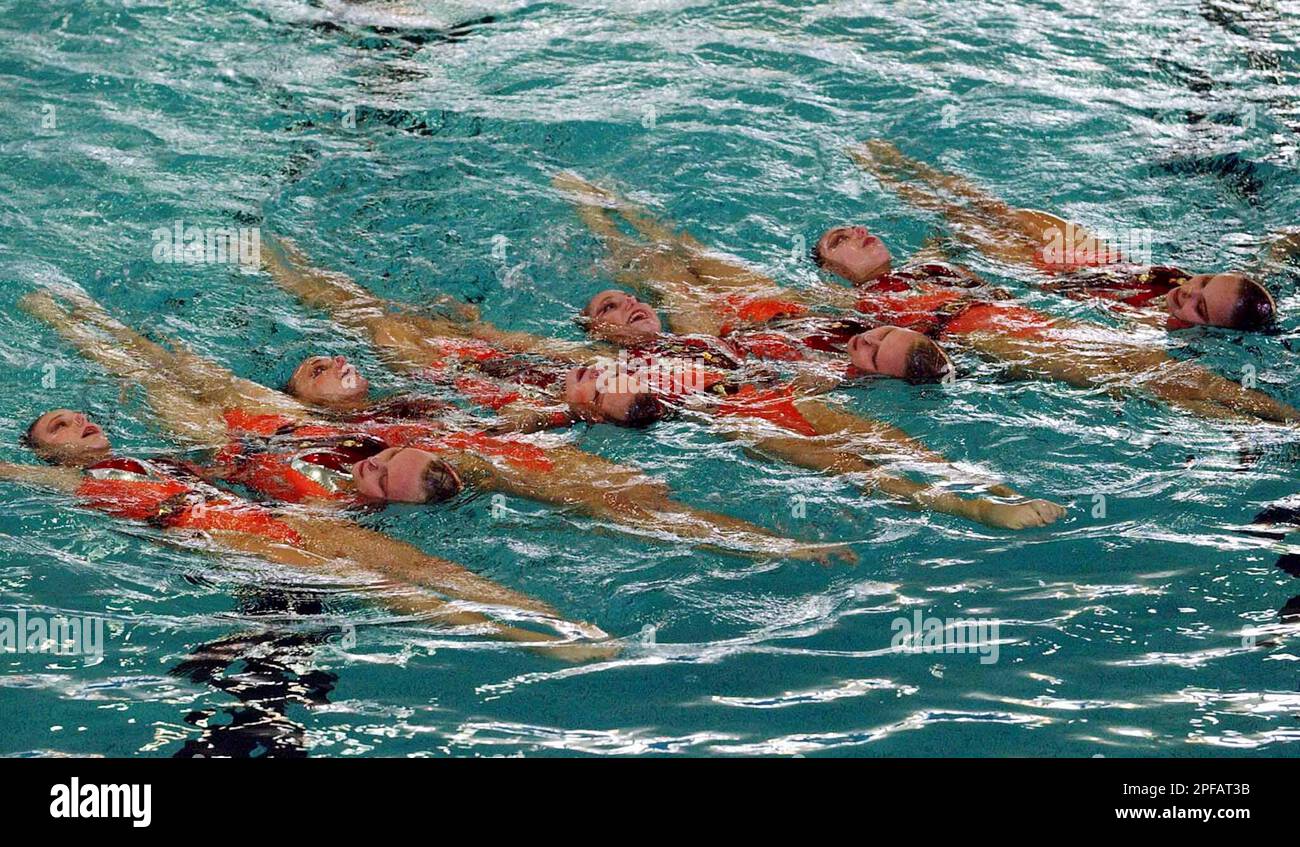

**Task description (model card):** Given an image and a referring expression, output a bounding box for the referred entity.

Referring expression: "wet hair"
[902,339,954,385]
[21,414,59,463]
[420,459,464,504]
[621,393,664,428]
[21,415,42,451]
[1227,277,1276,332]
[810,241,826,268]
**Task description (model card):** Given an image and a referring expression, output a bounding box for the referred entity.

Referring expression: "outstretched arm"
[848,141,1078,268]
[554,173,792,335]
[0,462,83,493]
[50,287,308,419]
[265,236,604,370]
[20,291,230,445]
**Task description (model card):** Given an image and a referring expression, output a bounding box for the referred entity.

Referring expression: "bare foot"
[547,639,622,664]
[983,499,1066,530]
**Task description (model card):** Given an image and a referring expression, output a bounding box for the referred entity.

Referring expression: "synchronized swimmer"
[6,138,1295,660]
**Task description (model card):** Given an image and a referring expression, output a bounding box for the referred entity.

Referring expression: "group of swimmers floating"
[5,141,1298,659]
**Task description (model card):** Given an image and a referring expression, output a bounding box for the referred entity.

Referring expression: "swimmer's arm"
[554,172,699,250]
[0,463,83,493]
[264,237,479,372]
[555,173,746,328]
[847,141,1048,265]
[464,321,612,364]
[485,403,573,435]
[38,289,309,419]
[262,236,388,324]
[20,292,230,445]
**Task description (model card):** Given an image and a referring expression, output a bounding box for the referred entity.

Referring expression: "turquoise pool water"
[2,0,1299,757]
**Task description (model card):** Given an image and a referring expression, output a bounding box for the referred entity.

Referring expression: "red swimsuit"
[76,457,301,544]
[416,337,567,417]
[217,408,554,504]
[622,340,820,436]
[1037,264,1195,330]
[853,264,1056,341]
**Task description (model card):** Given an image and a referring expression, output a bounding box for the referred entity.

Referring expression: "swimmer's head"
[23,409,112,466]
[288,355,371,408]
[813,225,893,285]
[562,364,663,427]
[580,289,663,343]
[1163,272,1276,332]
[848,327,953,384]
[351,447,462,504]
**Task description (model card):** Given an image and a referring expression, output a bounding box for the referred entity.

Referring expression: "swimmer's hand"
[19,289,69,325]
[848,139,908,172]
[789,542,858,567]
[552,171,615,205]
[980,499,1066,530]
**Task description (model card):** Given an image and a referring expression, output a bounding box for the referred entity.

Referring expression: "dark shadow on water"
[168,588,341,759]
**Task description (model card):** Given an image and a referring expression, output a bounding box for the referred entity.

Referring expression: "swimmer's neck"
[321,397,373,415]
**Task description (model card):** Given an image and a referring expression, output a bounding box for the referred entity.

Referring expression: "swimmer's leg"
[201,522,615,663]
[791,397,1024,499]
[738,430,1064,530]
[1142,361,1300,423]
[477,444,854,563]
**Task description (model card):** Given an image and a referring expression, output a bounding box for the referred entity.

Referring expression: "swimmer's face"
[816,225,892,285]
[351,447,462,504]
[563,365,644,424]
[848,327,949,382]
[582,290,663,341]
[27,409,112,466]
[1164,273,1264,328]
[289,355,370,407]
